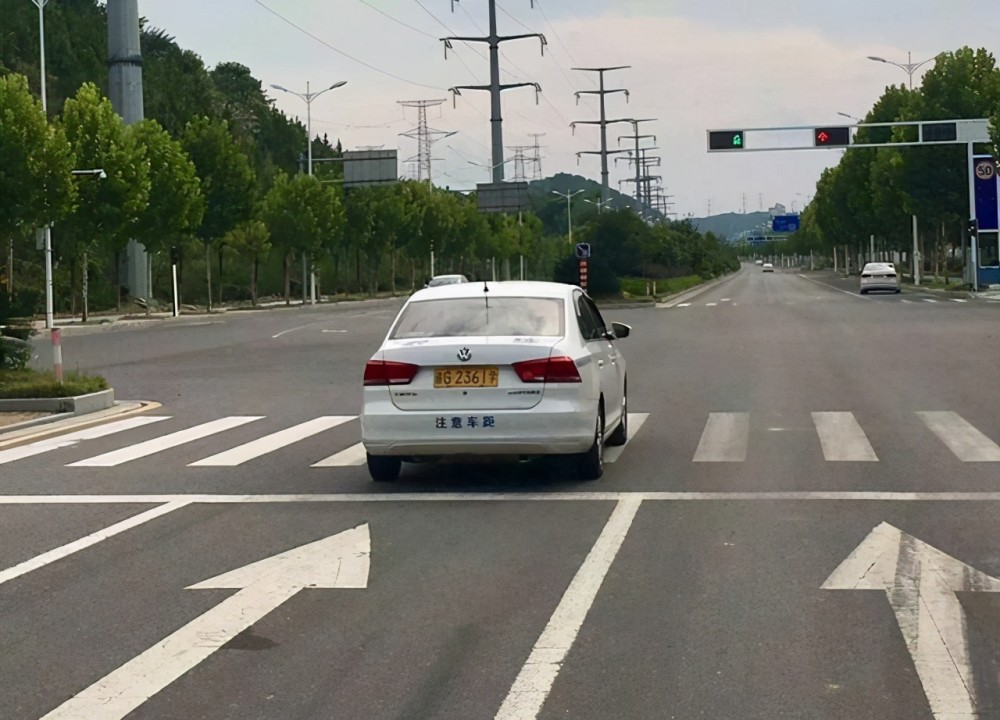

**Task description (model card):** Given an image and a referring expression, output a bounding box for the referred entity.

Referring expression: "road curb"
[0,388,115,415]
[0,400,162,449]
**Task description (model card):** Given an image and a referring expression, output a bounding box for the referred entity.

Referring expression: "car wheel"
[576,408,605,481]
[367,453,401,482]
[859,289,867,295]
[607,384,628,447]
[895,289,902,294]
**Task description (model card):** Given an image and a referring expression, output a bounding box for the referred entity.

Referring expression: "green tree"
[60,82,151,314]
[181,116,255,309]
[130,119,205,270]
[0,73,77,262]
[223,219,270,305]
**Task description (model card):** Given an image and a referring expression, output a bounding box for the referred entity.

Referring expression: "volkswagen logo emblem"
[457,347,472,362]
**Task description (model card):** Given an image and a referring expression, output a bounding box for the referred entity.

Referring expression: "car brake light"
[513,355,582,383]
[364,360,419,386]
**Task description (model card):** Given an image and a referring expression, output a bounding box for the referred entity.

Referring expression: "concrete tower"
[107,0,149,301]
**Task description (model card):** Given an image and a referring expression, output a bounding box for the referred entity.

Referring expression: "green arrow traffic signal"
[732,134,743,147]
[708,130,746,151]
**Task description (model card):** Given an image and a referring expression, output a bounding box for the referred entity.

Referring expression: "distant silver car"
[762,262,774,273]
[425,274,469,288]
[860,263,900,294]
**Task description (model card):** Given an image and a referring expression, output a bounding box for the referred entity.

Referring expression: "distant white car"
[361,281,631,482]
[860,263,900,294]
[425,274,469,288]
[762,262,774,272]
[755,260,764,266]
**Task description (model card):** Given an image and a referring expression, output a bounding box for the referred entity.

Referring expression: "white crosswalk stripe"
[67,416,264,467]
[812,412,878,461]
[0,416,170,466]
[693,413,749,462]
[917,412,1000,462]
[190,416,355,467]
[313,442,367,468]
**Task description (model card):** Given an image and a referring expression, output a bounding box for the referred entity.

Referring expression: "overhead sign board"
[771,215,801,233]
[343,150,398,188]
[973,154,999,231]
[476,181,530,214]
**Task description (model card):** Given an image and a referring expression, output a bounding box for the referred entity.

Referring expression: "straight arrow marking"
[823,522,1000,719]
[41,524,370,720]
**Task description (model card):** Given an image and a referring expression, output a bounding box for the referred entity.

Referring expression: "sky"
[135,0,1000,218]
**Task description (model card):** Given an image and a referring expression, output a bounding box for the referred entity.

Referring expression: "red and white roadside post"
[579,259,588,293]
[51,328,63,385]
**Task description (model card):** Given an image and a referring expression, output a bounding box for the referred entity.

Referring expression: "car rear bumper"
[361,397,595,457]
[861,282,900,291]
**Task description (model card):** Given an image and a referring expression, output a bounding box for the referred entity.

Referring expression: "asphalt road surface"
[3,265,1000,719]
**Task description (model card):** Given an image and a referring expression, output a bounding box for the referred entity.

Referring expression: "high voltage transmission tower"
[398,99,455,184]
[571,65,631,204]
[617,118,657,214]
[442,1,546,184]
[507,145,534,182]
[528,132,545,179]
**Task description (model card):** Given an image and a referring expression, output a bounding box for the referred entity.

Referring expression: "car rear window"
[390,297,565,339]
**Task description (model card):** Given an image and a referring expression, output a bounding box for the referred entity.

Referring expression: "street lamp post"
[28,0,56,329]
[270,80,347,306]
[865,52,939,285]
[584,197,614,214]
[552,190,585,246]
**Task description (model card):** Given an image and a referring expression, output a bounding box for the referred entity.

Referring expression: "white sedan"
[361,281,631,482]
[860,263,901,294]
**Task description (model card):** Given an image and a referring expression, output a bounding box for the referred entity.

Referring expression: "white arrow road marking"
[0,502,189,586]
[0,416,170,466]
[41,524,370,720]
[823,522,1000,719]
[812,412,878,461]
[189,416,355,467]
[495,497,641,719]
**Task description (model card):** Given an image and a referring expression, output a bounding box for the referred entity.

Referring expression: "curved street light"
[866,52,939,90]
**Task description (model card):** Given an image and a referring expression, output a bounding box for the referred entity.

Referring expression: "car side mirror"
[611,322,631,339]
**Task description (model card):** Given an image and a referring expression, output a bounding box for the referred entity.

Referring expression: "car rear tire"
[577,409,605,481]
[859,289,867,295]
[367,453,401,482]
[607,385,628,447]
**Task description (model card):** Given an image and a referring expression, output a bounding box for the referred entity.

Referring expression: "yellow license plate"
[434,366,499,388]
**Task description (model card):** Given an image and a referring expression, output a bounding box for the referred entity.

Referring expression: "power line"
[356,0,437,39]
[255,1,445,91]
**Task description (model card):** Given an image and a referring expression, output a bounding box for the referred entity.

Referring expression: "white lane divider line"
[720,298,732,302]
[494,496,642,720]
[312,442,367,468]
[0,416,171,466]
[952,299,968,303]
[190,416,355,467]
[67,417,264,467]
[811,412,879,462]
[693,412,749,462]
[901,299,913,304]
[923,298,938,303]
[0,501,189,586]
[677,303,691,308]
[706,302,718,307]
[604,413,649,464]
[917,412,1000,462]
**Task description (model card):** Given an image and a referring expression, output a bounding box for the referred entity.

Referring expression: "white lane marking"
[952,299,968,303]
[495,497,641,719]
[11,491,1000,504]
[901,299,913,304]
[720,298,732,302]
[706,302,718,307]
[693,412,749,462]
[917,411,1000,462]
[0,416,170,466]
[271,325,309,339]
[677,303,691,308]
[67,417,264,467]
[604,413,649,464]
[923,298,938,303]
[797,274,868,300]
[41,525,371,720]
[0,501,189,586]
[823,522,1000,720]
[312,442,367,468]
[811,412,879,462]
[322,329,348,334]
[190,416,355,467]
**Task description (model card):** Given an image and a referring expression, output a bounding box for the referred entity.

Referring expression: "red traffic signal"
[814,126,851,147]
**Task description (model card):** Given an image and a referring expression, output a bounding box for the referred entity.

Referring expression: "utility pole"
[442,1,545,184]
[528,132,545,179]
[398,99,456,185]
[571,66,631,204]
[107,0,149,305]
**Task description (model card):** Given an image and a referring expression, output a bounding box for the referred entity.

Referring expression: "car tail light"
[861,273,872,278]
[364,360,419,386]
[513,356,582,383]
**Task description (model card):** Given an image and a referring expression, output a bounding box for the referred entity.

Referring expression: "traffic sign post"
[575,243,592,260]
